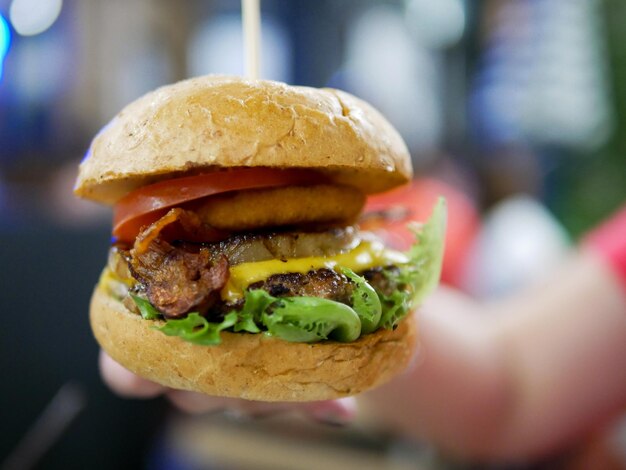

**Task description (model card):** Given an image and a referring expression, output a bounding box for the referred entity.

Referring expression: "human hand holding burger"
[75,75,446,407]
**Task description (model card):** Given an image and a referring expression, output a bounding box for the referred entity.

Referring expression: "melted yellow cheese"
[221,240,407,302]
[98,267,134,300]
[99,240,407,304]
[100,267,134,288]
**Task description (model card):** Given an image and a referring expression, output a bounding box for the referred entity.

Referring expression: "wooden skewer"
[242,0,261,79]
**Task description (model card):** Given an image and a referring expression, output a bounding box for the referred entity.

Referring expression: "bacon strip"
[129,238,229,318]
[127,209,230,317]
[133,208,228,255]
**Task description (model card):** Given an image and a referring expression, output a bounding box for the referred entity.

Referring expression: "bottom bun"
[90,286,418,402]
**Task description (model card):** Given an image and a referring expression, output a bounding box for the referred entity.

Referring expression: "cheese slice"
[221,240,407,302]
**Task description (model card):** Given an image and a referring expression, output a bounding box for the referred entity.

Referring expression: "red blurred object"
[361,178,479,287]
[583,203,626,294]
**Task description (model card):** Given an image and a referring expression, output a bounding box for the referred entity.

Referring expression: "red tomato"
[361,178,479,287]
[112,168,322,244]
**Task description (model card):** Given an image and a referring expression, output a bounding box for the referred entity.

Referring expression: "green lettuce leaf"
[379,198,447,328]
[404,197,447,306]
[156,312,238,345]
[232,289,273,333]
[258,291,362,343]
[131,294,161,320]
[379,290,411,329]
[150,289,362,345]
[341,267,382,334]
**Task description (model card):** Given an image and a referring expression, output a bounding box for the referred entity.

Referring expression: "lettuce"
[156,312,238,345]
[379,290,412,329]
[141,289,361,344]
[260,293,361,342]
[131,294,161,320]
[341,267,382,334]
[400,197,447,307]
[403,197,447,306]
[232,289,271,333]
[378,197,447,328]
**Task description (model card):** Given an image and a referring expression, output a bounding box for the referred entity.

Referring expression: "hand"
[99,350,357,423]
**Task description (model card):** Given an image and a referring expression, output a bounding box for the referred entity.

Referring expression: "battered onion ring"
[194,184,365,231]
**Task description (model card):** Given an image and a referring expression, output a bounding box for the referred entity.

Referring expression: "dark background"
[0,226,166,468]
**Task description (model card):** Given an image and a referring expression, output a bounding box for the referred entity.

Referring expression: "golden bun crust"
[75,75,412,205]
[90,285,418,402]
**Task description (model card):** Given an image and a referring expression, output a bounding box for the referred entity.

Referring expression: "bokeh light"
[9,0,62,36]
[0,14,10,80]
[405,0,466,48]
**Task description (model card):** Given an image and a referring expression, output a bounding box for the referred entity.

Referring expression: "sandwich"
[74,75,446,402]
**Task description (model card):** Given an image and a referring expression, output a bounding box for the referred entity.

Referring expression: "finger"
[99,350,166,398]
[303,397,357,425]
[165,388,358,427]
[165,391,299,416]
[230,397,358,424]
[165,390,238,414]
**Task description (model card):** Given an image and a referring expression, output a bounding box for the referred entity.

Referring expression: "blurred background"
[0,0,625,468]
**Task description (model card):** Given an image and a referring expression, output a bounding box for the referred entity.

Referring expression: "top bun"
[75,75,412,205]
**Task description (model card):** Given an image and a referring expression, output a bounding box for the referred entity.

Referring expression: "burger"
[75,75,445,402]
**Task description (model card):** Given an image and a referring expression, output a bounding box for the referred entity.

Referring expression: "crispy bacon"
[133,208,228,255]
[129,238,229,318]
[128,212,230,318]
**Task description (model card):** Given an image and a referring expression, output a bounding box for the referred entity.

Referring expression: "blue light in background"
[0,14,10,81]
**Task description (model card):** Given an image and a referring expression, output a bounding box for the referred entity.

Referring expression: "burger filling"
[99,170,446,345]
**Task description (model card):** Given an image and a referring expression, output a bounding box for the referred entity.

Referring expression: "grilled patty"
[110,225,397,319]
[249,268,355,304]
[178,267,397,322]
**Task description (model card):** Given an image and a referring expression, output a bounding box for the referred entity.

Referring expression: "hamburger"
[75,75,445,402]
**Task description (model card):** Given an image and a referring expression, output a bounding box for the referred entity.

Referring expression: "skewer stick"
[242,0,261,79]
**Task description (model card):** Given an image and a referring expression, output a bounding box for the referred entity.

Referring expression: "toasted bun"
[75,75,412,205]
[90,285,418,402]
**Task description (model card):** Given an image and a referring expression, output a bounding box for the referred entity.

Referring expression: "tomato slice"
[113,168,323,243]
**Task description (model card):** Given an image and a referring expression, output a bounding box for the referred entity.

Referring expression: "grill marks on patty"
[249,268,355,305]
